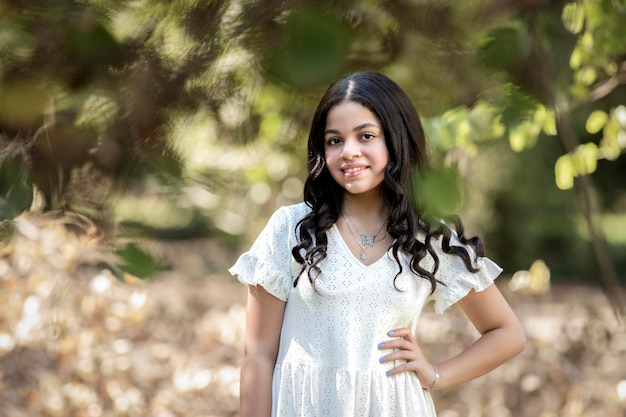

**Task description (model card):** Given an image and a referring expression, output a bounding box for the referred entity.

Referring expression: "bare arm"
[380,284,526,390]
[433,284,527,388]
[241,285,286,417]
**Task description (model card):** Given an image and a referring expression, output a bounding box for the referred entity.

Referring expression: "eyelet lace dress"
[229,203,502,417]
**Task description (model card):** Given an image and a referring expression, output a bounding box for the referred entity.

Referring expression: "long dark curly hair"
[291,71,484,293]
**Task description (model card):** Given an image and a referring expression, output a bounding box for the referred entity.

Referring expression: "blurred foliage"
[0,0,625,281]
[115,242,168,280]
[1,1,626,416]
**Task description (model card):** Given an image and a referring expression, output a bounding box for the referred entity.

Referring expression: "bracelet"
[423,364,439,392]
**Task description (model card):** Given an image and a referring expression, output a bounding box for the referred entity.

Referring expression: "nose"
[340,137,361,160]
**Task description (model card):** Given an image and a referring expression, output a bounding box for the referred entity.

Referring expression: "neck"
[341,192,387,220]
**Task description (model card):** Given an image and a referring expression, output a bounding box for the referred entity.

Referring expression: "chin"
[344,186,375,195]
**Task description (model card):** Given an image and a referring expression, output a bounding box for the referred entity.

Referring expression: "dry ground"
[0,214,625,417]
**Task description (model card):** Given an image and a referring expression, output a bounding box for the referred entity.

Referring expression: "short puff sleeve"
[229,205,304,302]
[428,231,503,314]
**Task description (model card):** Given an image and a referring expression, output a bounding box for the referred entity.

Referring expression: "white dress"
[229,202,502,417]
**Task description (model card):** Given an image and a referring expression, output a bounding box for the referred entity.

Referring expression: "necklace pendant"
[360,249,367,262]
[361,234,375,247]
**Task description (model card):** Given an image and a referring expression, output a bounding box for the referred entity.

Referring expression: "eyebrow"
[324,123,381,135]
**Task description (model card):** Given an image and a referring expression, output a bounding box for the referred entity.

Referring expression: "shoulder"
[416,221,481,265]
[270,202,311,224]
[422,219,475,246]
[265,202,311,234]
[279,201,311,219]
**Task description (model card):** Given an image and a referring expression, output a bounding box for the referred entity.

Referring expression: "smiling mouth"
[342,167,367,173]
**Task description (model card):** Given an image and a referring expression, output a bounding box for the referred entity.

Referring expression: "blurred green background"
[1,1,626,416]
[2,0,625,286]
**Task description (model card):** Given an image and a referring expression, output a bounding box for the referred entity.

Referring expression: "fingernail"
[378,343,384,349]
[388,330,395,336]
[379,357,386,363]
[386,370,391,376]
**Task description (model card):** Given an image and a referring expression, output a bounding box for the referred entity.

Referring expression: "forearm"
[240,355,275,417]
[240,285,285,416]
[434,321,526,390]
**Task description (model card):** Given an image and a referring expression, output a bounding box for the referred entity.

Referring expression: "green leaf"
[416,167,462,215]
[598,118,623,160]
[555,143,599,190]
[115,242,166,279]
[509,128,526,153]
[479,26,527,71]
[555,154,575,190]
[598,136,621,160]
[585,110,608,134]
[572,142,598,175]
[0,221,15,244]
[575,66,597,86]
[562,2,585,34]
[569,46,583,69]
[0,157,34,220]
[266,9,351,89]
[533,105,557,136]
[508,121,537,153]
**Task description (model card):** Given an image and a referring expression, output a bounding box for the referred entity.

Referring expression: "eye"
[327,137,342,145]
[361,133,375,141]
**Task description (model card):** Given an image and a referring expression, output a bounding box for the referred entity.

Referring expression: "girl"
[229,71,526,417]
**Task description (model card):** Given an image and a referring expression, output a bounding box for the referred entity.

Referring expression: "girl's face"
[324,101,390,197]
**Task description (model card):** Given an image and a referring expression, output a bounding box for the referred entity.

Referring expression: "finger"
[378,339,416,352]
[387,328,416,342]
[385,361,418,377]
[387,328,410,337]
[379,349,420,364]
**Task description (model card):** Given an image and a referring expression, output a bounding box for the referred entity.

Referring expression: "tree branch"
[563,61,626,114]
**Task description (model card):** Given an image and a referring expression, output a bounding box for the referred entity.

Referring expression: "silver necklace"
[342,211,387,262]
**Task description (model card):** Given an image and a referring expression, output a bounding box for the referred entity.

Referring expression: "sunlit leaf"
[598,117,624,160]
[75,92,119,130]
[508,121,537,153]
[534,105,557,136]
[562,2,585,34]
[580,31,594,51]
[614,105,626,128]
[599,132,621,160]
[570,83,589,99]
[509,129,526,153]
[575,66,597,86]
[543,112,557,136]
[585,110,608,134]
[509,259,551,295]
[555,142,600,190]
[555,154,575,190]
[573,142,598,175]
[569,46,583,69]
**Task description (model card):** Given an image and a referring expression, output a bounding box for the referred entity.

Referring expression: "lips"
[343,166,367,173]
[341,165,368,177]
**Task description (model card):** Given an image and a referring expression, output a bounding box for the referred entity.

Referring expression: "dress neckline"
[331,223,392,268]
